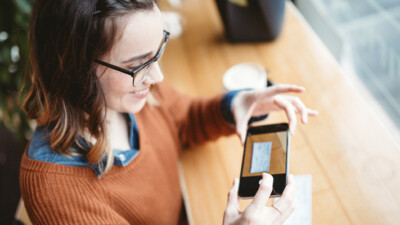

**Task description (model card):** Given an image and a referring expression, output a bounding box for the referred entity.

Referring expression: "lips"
[130,87,150,99]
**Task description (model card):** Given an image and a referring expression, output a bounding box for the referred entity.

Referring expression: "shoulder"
[151,82,192,111]
[27,126,55,161]
[154,82,186,101]
[27,126,88,166]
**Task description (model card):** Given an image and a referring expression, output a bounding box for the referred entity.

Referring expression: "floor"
[296,0,400,130]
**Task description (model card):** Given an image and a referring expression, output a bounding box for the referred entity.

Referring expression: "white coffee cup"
[223,63,267,91]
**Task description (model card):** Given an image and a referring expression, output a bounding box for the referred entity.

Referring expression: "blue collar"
[27,114,140,178]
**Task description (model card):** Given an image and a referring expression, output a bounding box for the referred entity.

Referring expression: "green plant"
[0,0,34,143]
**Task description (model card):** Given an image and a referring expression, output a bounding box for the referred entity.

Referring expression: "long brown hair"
[23,0,155,172]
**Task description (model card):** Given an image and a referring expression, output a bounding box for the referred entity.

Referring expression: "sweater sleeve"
[155,82,237,148]
[20,166,129,225]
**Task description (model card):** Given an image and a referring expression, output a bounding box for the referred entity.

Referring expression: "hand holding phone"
[238,123,290,198]
[223,173,296,225]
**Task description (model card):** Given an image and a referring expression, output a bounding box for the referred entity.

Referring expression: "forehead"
[109,7,163,62]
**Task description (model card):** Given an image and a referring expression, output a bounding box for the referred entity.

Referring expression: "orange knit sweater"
[20,83,236,224]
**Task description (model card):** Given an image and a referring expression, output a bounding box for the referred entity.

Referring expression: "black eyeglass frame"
[95,30,170,86]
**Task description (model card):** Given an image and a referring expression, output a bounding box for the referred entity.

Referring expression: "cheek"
[98,71,147,114]
[99,71,132,102]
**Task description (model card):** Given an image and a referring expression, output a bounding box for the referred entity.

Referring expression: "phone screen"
[239,123,289,198]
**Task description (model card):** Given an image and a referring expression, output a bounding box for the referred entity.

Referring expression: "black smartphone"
[238,123,290,198]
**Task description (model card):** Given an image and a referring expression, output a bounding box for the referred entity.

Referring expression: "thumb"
[236,103,255,145]
[226,178,240,213]
[237,123,247,145]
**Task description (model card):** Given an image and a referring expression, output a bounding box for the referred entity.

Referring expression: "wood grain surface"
[160,1,400,225]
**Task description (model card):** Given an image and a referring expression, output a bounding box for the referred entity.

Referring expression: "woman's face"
[97,5,164,115]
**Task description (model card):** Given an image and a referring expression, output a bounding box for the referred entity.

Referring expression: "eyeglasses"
[95,30,170,86]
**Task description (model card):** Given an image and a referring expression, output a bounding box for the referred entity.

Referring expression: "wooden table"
[161,1,400,224]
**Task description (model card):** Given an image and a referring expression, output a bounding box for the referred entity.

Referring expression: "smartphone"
[238,123,290,198]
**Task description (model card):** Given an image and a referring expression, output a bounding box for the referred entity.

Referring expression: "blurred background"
[0,0,33,224]
[296,0,400,130]
[1,0,399,224]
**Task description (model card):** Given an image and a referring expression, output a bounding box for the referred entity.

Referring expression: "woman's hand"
[223,173,296,225]
[232,84,318,143]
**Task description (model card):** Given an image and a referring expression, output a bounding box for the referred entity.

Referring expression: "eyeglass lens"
[133,64,152,86]
[133,47,166,86]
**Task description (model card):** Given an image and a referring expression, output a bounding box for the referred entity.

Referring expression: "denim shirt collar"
[27,113,140,178]
[86,113,140,178]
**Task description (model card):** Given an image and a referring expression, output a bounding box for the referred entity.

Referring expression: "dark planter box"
[215,0,285,42]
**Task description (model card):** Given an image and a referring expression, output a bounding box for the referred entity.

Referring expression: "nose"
[142,62,164,85]
[151,62,164,83]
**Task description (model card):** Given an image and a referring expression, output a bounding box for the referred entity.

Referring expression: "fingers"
[225,178,240,217]
[236,102,256,144]
[236,118,247,145]
[270,84,305,95]
[234,85,318,141]
[307,109,319,116]
[290,96,308,124]
[274,96,298,135]
[237,120,248,145]
[251,173,273,208]
[282,174,296,199]
[272,174,296,223]
[239,175,296,224]
[272,203,296,224]
[259,84,305,98]
[273,95,319,134]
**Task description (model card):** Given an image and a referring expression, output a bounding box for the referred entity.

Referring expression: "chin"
[124,99,147,114]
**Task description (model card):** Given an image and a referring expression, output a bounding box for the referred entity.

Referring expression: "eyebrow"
[121,52,153,64]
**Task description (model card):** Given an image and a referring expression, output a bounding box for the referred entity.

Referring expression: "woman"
[20,0,317,224]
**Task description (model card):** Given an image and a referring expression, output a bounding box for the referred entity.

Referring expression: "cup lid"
[223,63,267,90]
